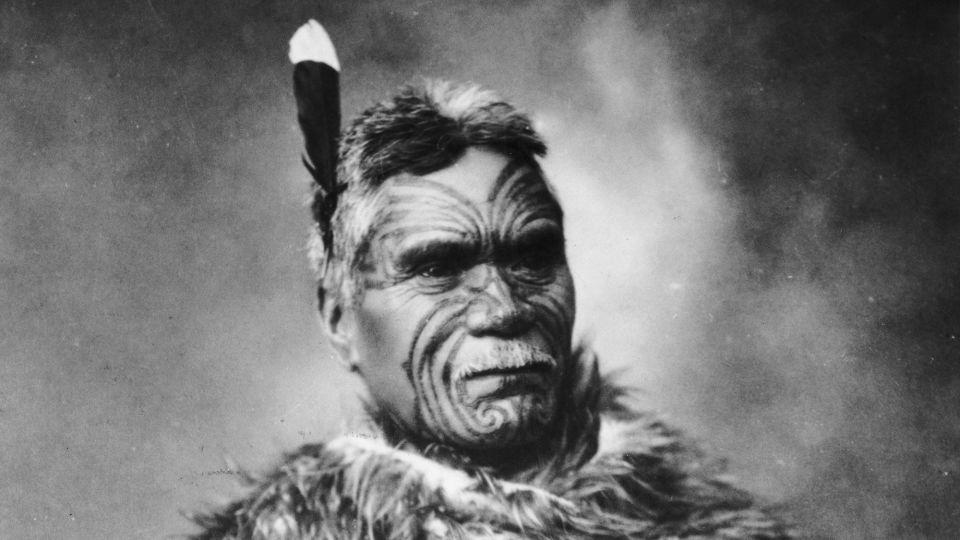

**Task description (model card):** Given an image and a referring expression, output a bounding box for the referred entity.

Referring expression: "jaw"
[366,345,600,480]
[472,390,558,441]
[415,339,564,450]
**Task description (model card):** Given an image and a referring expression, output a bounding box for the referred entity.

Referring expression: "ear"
[321,291,360,372]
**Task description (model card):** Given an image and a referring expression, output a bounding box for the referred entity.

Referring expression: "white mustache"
[452,342,557,382]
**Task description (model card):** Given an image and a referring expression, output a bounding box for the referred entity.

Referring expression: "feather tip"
[288,19,340,71]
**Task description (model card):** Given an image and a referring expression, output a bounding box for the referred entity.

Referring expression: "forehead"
[365,147,559,236]
[407,147,519,202]
[385,147,542,204]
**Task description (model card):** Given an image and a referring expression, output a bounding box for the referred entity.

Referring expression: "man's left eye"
[514,253,552,271]
[511,246,562,272]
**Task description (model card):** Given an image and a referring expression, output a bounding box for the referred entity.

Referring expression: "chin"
[458,389,559,449]
[416,340,566,449]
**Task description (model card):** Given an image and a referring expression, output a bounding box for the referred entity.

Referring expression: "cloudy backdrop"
[2,1,957,537]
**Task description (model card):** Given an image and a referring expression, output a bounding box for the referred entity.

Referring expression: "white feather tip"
[288,19,340,71]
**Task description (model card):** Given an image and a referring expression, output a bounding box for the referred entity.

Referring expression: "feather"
[290,19,342,262]
[289,20,341,70]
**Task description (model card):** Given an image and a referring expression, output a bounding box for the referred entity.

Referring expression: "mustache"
[452,342,557,382]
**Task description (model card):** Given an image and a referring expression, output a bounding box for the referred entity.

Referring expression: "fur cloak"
[190,348,792,539]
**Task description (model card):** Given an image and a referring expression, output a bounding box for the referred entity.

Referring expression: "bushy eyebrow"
[393,237,477,271]
[390,221,564,269]
[498,222,565,260]
[511,222,563,248]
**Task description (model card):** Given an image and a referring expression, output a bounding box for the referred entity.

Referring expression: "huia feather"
[188,347,793,539]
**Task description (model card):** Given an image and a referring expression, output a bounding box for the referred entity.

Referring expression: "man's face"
[339,148,575,450]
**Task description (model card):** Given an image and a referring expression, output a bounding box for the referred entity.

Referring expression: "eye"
[415,259,463,279]
[512,249,559,272]
[513,236,564,269]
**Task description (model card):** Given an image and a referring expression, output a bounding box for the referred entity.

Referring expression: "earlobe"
[322,297,360,372]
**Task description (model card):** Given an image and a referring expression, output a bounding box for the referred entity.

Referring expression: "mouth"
[456,354,555,402]
[460,360,553,381]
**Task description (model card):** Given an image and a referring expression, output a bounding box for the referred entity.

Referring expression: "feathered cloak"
[189,349,792,539]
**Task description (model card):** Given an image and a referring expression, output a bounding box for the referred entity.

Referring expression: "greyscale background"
[2,1,957,537]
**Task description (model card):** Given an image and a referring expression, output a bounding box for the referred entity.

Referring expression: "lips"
[453,344,556,401]
[460,371,551,402]
[460,360,553,380]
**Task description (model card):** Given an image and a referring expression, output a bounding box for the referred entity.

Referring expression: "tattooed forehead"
[368,159,562,252]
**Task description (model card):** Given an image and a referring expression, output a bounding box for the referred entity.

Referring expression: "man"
[191,21,790,540]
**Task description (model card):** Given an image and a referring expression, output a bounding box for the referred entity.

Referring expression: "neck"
[454,438,558,478]
[361,403,564,478]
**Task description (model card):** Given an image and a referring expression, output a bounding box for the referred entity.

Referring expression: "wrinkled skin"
[328,148,576,450]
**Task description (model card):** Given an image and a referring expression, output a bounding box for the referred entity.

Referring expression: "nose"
[464,265,534,337]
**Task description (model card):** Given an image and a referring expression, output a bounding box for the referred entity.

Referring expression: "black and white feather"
[290,19,342,266]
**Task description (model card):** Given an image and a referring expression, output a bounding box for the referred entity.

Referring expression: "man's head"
[313,81,575,450]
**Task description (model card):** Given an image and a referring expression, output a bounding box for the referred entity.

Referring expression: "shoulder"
[188,443,330,539]
[188,436,582,539]
[188,350,796,539]
[555,375,795,538]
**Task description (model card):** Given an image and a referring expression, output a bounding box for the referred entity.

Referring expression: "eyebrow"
[505,222,564,252]
[393,236,477,271]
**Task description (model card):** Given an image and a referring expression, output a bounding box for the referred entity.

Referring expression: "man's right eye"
[416,260,461,279]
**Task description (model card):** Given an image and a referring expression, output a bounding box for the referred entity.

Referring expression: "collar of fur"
[190,347,791,539]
